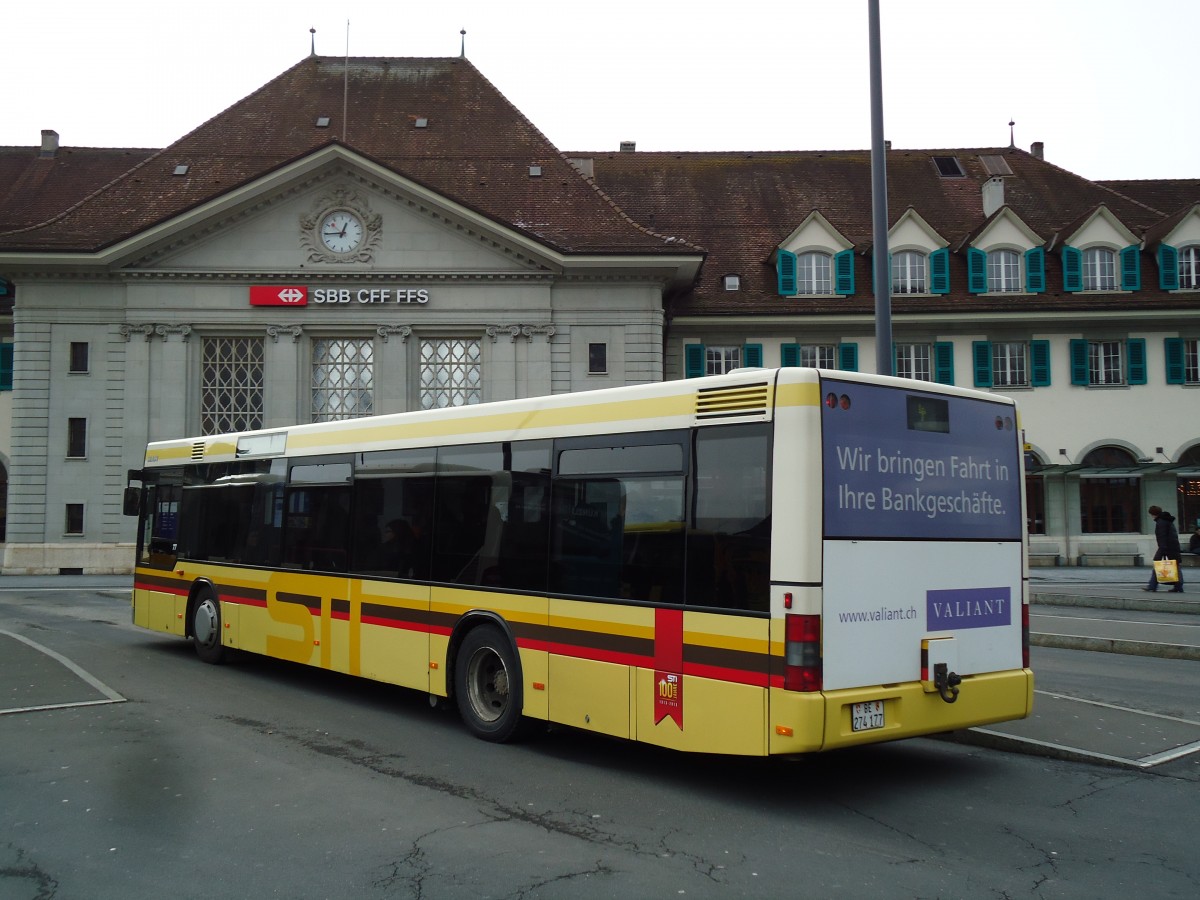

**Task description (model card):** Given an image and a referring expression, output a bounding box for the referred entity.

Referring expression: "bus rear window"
[906,395,949,433]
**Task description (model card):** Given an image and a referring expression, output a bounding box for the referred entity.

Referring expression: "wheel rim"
[465,645,510,724]
[194,598,219,649]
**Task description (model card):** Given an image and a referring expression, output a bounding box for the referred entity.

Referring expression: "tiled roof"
[0,145,154,231]
[575,147,1194,316]
[1099,179,1200,217]
[0,57,691,256]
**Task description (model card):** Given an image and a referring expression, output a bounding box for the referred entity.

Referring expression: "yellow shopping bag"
[1154,558,1180,584]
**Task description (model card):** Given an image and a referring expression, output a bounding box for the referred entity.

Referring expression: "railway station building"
[0,54,1197,572]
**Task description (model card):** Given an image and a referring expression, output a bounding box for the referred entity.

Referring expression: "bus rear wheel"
[455,624,526,742]
[191,588,226,665]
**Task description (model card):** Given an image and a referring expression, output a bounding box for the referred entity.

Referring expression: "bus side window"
[687,424,771,613]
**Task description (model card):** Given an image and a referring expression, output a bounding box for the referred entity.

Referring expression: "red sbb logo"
[250,286,308,306]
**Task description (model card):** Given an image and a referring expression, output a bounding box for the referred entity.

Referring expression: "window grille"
[420,339,481,409]
[201,337,264,435]
[312,338,374,422]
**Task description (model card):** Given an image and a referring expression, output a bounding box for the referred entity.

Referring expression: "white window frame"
[705,345,741,376]
[1179,246,1200,290]
[796,252,832,295]
[987,249,1022,293]
[895,343,932,382]
[891,250,927,295]
[799,344,837,368]
[992,342,1028,387]
[1083,247,1117,291]
[1183,338,1199,384]
[1088,339,1124,385]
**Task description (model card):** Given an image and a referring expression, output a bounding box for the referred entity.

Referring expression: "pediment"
[113,146,560,275]
[972,207,1042,251]
[1063,205,1139,249]
[778,211,853,254]
[889,208,947,251]
[1162,205,1200,248]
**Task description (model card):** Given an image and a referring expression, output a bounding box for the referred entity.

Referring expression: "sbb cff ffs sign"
[249,286,431,306]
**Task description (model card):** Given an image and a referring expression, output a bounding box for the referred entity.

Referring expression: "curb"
[1030,592,1200,615]
[1031,632,1200,661]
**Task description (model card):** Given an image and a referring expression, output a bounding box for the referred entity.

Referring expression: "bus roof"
[142,368,1014,467]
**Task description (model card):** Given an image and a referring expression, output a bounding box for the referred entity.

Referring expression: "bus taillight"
[784,614,822,692]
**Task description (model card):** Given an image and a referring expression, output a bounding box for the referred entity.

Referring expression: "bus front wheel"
[454,624,525,742]
[190,588,226,665]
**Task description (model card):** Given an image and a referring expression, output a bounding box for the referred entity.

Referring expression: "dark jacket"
[1154,511,1182,559]
[1190,531,1200,554]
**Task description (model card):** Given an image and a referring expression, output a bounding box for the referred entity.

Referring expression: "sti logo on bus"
[250,286,308,306]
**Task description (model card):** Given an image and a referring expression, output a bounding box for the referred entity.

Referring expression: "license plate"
[851,700,885,732]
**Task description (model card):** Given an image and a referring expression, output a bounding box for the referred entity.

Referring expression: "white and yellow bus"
[126,368,1032,755]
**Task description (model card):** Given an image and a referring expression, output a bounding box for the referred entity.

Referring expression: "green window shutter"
[834,250,855,295]
[1025,248,1046,293]
[967,248,988,293]
[1165,338,1186,384]
[838,343,858,372]
[0,277,10,298]
[742,343,763,368]
[0,343,12,391]
[781,343,800,367]
[1126,338,1147,385]
[1120,245,1141,291]
[1030,340,1051,386]
[1158,244,1179,290]
[684,343,706,378]
[1069,339,1089,384]
[777,250,798,296]
[934,342,954,385]
[1062,246,1082,292]
[972,341,993,388]
[929,248,950,294]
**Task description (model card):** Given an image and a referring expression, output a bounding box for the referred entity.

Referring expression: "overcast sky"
[5,1,1196,181]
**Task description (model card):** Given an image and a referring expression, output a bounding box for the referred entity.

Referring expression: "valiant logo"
[250,286,308,306]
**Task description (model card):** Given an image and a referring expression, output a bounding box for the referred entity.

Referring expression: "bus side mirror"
[123,487,142,517]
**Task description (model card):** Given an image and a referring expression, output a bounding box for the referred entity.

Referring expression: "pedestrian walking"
[1144,505,1184,593]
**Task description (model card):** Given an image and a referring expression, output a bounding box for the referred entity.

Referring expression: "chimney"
[982,176,1005,217]
[1031,141,1044,160]
[40,129,59,158]
[619,141,636,153]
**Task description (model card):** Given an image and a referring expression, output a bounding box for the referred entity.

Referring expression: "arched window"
[1179,246,1200,290]
[1177,445,1200,534]
[797,252,832,295]
[1083,247,1117,291]
[891,251,926,294]
[987,249,1021,292]
[1079,446,1139,533]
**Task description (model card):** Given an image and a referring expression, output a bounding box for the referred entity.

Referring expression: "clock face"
[320,211,364,253]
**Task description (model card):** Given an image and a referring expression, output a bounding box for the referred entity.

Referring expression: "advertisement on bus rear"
[821,379,1022,541]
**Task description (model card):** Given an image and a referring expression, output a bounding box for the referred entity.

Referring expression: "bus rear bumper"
[769,668,1034,755]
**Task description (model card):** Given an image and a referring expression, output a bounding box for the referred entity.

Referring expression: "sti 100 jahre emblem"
[655,671,683,728]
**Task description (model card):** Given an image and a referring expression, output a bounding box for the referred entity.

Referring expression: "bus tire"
[454,624,526,742]
[190,587,226,665]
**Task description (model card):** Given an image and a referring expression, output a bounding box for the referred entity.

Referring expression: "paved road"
[3,580,1199,900]
[4,572,1199,772]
